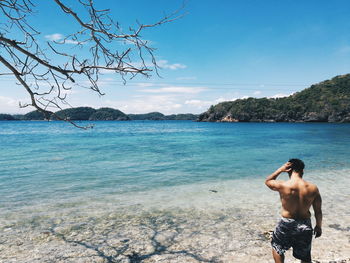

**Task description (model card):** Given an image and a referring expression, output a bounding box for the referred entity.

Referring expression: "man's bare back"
[265,159,322,263]
[278,177,318,219]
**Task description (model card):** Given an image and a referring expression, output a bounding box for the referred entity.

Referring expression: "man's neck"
[290,172,303,180]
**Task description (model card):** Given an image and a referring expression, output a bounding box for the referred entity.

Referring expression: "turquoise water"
[1,121,350,210]
[1,121,350,262]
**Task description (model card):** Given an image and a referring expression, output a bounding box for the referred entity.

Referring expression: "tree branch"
[0,0,184,127]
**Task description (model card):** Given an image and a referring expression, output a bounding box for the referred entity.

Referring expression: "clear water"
[1,121,349,205]
[0,121,349,262]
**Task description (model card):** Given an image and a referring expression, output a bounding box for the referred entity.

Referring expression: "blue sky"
[1,0,350,114]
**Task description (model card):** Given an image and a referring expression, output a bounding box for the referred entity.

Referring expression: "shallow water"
[0,121,349,262]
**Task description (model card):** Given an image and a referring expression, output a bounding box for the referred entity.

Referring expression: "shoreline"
[1,207,349,262]
[1,175,349,263]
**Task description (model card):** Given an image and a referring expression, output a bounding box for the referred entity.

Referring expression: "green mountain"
[55,107,96,120]
[12,114,24,120]
[1,108,197,121]
[164,113,198,120]
[128,112,198,120]
[22,107,130,121]
[198,74,350,123]
[89,108,130,121]
[0,114,16,121]
[128,112,165,120]
[23,110,48,120]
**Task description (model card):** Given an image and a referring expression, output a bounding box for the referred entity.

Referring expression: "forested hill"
[198,74,350,123]
[0,108,198,121]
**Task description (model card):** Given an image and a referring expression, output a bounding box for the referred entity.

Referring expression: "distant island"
[0,107,198,121]
[128,112,198,121]
[1,73,350,123]
[198,74,350,123]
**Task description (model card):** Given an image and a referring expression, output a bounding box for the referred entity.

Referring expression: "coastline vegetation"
[198,74,350,122]
[0,108,198,121]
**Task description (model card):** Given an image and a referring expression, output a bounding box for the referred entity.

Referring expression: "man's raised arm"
[312,189,323,238]
[265,162,291,191]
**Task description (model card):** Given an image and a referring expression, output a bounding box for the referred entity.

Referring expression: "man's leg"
[272,248,284,263]
[300,261,311,263]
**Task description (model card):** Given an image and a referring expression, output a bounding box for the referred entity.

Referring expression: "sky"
[1,0,350,114]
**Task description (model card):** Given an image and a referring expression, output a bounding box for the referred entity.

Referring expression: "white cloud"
[0,96,18,107]
[136,82,154,88]
[253,90,262,95]
[77,79,112,88]
[185,99,205,106]
[61,89,79,95]
[45,33,63,41]
[140,86,206,94]
[105,95,183,114]
[176,76,197,81]
[185,99,211,108]
[129,59,186,71]
[269,93,289,98]
[157,60,187,70]
[214,97,236,103]
[185,96,240,110]
[45,33,79,44]
[0,96,30,114]
[64,39,79,44]
[102,77,115,82]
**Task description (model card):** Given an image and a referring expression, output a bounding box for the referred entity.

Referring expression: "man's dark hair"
[289,158,305,173]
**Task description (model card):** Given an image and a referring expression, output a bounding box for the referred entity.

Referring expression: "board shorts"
[271,217,313,262]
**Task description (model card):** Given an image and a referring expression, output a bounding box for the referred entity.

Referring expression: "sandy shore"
[1,173,349,263]
[1,205,349,263]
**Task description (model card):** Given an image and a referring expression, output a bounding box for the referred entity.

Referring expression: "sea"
[0,121,349,262]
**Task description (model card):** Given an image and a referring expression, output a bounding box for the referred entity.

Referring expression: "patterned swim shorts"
[271,217,313,262]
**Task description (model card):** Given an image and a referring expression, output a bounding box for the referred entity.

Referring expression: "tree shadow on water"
[49,215,219,263]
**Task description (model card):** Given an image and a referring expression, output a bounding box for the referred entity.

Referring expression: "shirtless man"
[265,159,322,263]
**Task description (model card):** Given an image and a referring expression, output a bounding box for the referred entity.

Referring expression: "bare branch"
[0,0,184,127]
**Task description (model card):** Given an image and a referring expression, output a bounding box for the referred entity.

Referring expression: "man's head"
[288,158,305,176]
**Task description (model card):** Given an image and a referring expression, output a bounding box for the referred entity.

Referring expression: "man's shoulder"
[303,180,319,193]
[303,179,317,187]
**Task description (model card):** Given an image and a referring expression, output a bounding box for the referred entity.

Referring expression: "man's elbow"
[265,180,279,191]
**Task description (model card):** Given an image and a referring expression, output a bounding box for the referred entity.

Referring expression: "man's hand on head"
[265,162,291,190]
[278,162,292,173]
